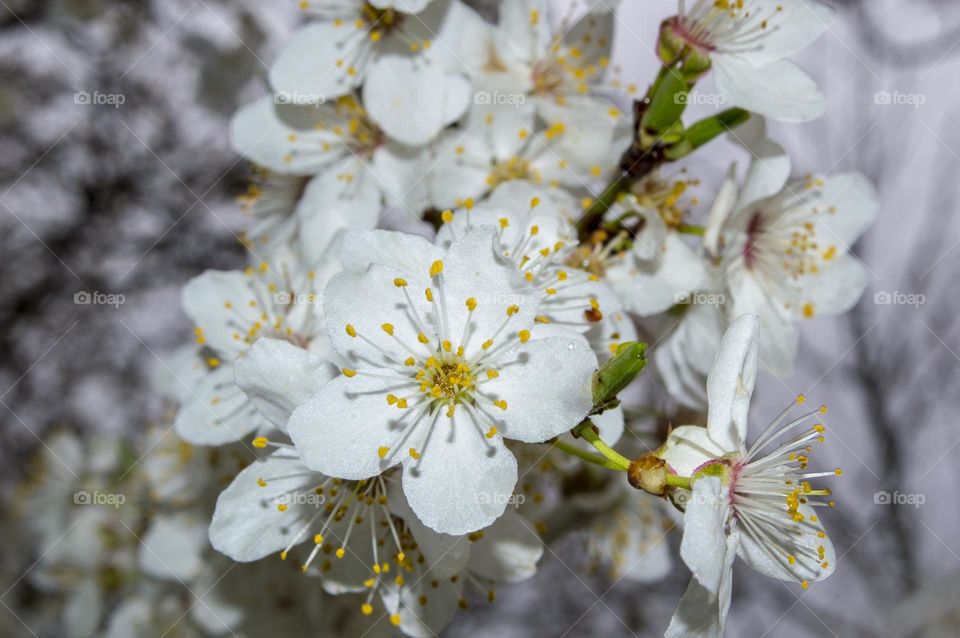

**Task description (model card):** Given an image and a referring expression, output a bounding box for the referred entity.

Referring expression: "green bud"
[591,341,647,413]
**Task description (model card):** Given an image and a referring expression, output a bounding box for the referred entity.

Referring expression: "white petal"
[139,513,207,582]
[322,263,432,367]
[288,371,409,479]
[269,21,366,101]
[736,504,836,582]
[728,272,798,377]
[665,529,737,638]
[798,255,869,317]
[364,55,471,146]
[704,163,740,257]
[745,0,833,66]
[370,0,435,12]
[340,228,443,273]
[386,482,471,578]
[480,336,595,443]
[174,362,265,445]
[466,508,543,583]
[733,116,790,211]
[401,408,518,535]
[714,55,825,123]
[660,425,727,477]
[680,477,731,596]
[706,314,758,451]
[181,270,256,357]
[234,338,337,430]
[369,142,430,213]
[229,95,343,174]
[437,227,540,355]
[804,171,880,249]
[209,449,315,562]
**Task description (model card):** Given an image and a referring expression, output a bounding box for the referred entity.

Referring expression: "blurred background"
[2,0,959,636]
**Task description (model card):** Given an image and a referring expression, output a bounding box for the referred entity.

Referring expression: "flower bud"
[628,452,667,496]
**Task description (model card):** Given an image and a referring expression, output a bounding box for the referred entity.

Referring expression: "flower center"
[487,156,533,187]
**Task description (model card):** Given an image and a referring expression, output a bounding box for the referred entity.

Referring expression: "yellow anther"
[277,503,288,512]
[381,323,395,336]
[335,547,346,559]
[396,398,408,408]
[530,197,540,208]
[404,356,416,366]
[394,278,408,287]
[409,447,421,459]
[801,581,809,590]
[314,533,324,544]
[345,324,357,338]
[425,287,434,302]
[518,330,531,343]
[493,399,508,410]
[506,304,520,316]
[390,614,401,626]
[442,340,452,352]
[820,405,828,414]
[466,297,477,311]
[378,446,390,459]
[386,394,397,405]
[834,468,843,476]
[499,217,510,228]
[207,357,221,369]
[486,369,499,379]
[257,478,267,487]
[485,426,497,439]
[464,198,474,210]
[535,315,550,323]
[430,260,444,277]
[280,551,288,561]
[417,332,430,344]
[361,603,373,616]
[252,437,269,449]
[342,368,357,377]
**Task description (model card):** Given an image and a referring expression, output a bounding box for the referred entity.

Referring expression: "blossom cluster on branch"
[13,1,879,636]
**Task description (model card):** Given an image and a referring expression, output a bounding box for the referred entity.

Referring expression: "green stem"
[676,224,705,236]
[665,474,691,490]
[576,173,632,241]
[551,439,626,471]
[574,419,631,471]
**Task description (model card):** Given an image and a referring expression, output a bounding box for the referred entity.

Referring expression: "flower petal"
[269,21,365,101]
[680,477,732,596]
[401,408,518,535]
[706,314,758,451]
[714,55,825,123]
[660,425,727,477]
[364,54,471,146]
[736,503,836,583]
[288,370,412,479]
[480,336,595,443]
[234,338,337,430]
[340,229,443,273]
[466,508,543,583]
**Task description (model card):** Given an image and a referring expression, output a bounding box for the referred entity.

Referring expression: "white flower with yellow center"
[175,248,341,446]
[459,0,627,124]
[666,0,833,122]
[286,227,597,534]
[434,182,631,349]
[707,120,880,375]
[210,443,543,637]
[231,94,424,215]
[426,96,623,209]
[659,315,840,638]
[269,0,477,145]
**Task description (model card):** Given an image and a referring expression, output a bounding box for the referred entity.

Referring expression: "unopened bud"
[592,341,647,413]
[628,453,667,496]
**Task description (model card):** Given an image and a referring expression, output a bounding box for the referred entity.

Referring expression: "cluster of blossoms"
[11,1,880,636]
